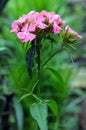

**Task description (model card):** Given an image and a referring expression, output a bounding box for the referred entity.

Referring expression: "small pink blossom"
[52,23,61,34]
[18,15,28,23]
[40,10,49,17]
[65,25,83,39]
[17,32,36,42]
[58,19,65,26]
[29,11,40,21]
[54,15,65,26]
[21,23,28,32]
[28,23,36,32]
[53,23,61,34]
[37,15,46,23]
[48,11,56,23]
[11,20,19,33]
[36,22,48,29]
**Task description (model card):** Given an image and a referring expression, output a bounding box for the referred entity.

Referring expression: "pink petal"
[17,32,36,42]
[22,33,36,42]
[21,24,28,32]
[52,23,61,34]
[11,20,19,33]
[36,22,48,29]
[18,15,28,23]
[65,25,73,33]
[40,10,48,17]
[28,23,36,32]
[59,20,65,26]
[17,32,26,39]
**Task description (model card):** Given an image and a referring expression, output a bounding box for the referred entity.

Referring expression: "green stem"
[42,47,63,68]
[36,40,41,79]
[32,94,42,102]
[31,80,40,93]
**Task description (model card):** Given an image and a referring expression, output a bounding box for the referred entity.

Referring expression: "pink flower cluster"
[65,25,83,39]
[11,10,65,42]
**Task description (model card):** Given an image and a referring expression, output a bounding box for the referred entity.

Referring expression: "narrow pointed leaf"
[46,100,58,117]
[45,67,64,87]
[13,97,23,130]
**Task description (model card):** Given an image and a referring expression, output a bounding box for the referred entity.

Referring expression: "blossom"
[62,25,83,45]
[28,23,36,32]
[36,22,48,29]
[10,10,68,42]
[65,25,83,39]
[21,23,28,32]
[11,20,19,33]
[17,32,36,42]
[52,23,61,34]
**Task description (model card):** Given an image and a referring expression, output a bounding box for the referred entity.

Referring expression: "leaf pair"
[30,100,58,130]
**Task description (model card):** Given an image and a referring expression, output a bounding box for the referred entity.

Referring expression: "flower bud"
[62,25,83,45]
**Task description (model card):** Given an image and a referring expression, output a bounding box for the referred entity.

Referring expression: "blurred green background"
[0,0,86,130]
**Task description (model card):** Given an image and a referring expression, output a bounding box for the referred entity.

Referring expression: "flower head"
[11,10,65,42]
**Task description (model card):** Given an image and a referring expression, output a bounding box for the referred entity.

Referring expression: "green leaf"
[44,67,66,102]
[30,102,48,130]
[13,97,23,130]
[45,67,64,87]
[0,47,6,51]
[46,100,58,117]
[23,41,31,52]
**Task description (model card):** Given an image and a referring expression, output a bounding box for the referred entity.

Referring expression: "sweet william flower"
[11,10,83,78]
[36,21,48,29]
[18,15,28,24]
[17,32,36,42]
[11,20,19,33]
[11,10,66,42]
[52,23,61,34]
[28,23,36,32]
[40,10,52,18]
[52,14,65,26]
[21,23,28,32]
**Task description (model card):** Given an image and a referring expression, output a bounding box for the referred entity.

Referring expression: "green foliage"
[0,0,84,130]
[59,88,86,130]
[0,47,6,51]
[13,97,24,130]
[46,100,58,117]
[5,0,69,17]
[30,102,48,130]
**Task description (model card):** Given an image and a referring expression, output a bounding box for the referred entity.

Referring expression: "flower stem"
[31,79,40,93]
[36,40,41,79]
